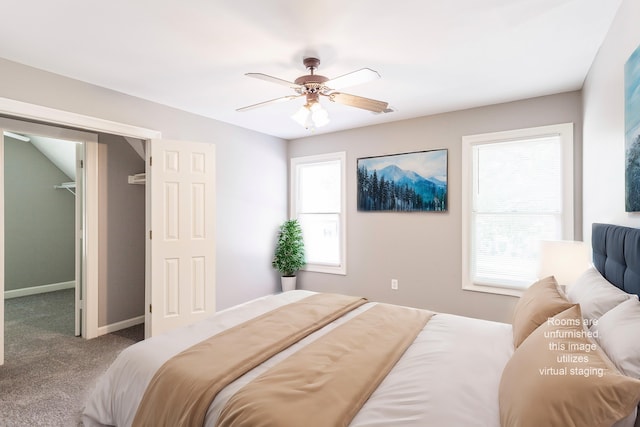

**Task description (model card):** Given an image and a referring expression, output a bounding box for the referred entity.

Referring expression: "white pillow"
[566,267,632,323]
[592,297,640,379]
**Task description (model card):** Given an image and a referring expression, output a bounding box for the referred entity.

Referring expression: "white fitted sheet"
[82,291,513,427]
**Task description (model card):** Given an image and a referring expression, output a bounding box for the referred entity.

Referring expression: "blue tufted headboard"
[592,223,640,297]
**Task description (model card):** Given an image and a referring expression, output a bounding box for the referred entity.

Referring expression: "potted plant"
[272,219,306,291]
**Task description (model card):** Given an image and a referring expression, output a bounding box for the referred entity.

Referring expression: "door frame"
[0,97,161,341]
[75,143,83,336]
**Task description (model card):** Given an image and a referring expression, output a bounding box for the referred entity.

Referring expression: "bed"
[82,223,640,427]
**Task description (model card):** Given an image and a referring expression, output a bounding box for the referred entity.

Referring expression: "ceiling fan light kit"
[238,57,391,131]
[292,100,330,130]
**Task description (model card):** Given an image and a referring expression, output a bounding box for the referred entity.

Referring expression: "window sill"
[302,264,346,276]
[462,282,523,298]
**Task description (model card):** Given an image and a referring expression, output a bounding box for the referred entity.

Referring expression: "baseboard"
[97,315,145,336]
[4,281,75,299]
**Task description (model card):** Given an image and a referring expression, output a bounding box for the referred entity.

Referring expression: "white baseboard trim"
[97,315,145,336]
[4,281,75,299]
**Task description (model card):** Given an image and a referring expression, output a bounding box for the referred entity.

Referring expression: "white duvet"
[82,291,514,427]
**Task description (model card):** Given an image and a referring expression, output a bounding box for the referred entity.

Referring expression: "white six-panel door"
[146,139,216,337]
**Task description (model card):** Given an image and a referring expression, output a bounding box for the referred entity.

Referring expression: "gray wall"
[0,57,287,327]
[289,91,583,323]
[97,134,145,325]
[583,0,640,241]
[4,135,75,291]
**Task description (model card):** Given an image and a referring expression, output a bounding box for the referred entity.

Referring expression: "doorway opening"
[0,97,160,366]
[4,130,82,344]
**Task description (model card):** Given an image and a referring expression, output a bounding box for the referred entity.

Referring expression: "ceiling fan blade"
[327,92,389,113]
[325,68,381,90]
[236,95,302,112]
[245,73,303,90]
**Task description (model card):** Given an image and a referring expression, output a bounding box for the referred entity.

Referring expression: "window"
[462,123,573,295]
[291,152,346,275]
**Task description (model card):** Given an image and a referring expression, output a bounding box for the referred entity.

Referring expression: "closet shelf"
[54,181,76,196]
[128,173,146,185]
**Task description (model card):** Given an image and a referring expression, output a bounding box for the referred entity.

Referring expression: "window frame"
[290,151,347,275]
[461,123,574,296]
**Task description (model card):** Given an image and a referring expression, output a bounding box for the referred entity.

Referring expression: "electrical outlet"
[391,279,398,290]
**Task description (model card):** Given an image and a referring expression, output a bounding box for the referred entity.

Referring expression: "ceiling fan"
[237,57,391,130]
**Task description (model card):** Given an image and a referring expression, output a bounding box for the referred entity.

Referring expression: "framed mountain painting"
[357,149,448,212]
[625,43,640,212]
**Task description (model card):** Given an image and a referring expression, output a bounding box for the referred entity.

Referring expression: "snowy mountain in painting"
[357,164,447,211]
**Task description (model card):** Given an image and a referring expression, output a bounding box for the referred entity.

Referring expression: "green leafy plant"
[272,219,306,277]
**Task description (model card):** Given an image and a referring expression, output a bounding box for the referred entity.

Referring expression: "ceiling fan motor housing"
[294,57,329,94]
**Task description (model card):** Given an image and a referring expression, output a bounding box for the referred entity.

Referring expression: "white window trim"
[290,151,347,275]
[461,123,574,297]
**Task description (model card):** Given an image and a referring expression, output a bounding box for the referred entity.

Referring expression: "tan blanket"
[216,303,434,427]
[132,293,367,427]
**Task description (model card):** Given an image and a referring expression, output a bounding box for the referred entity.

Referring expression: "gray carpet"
[1,289,144,426]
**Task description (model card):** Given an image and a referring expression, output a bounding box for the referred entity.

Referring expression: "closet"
[0,99,216,366]
[4,132,77,304]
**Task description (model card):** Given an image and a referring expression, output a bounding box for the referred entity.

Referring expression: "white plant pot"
[281,276,297,292]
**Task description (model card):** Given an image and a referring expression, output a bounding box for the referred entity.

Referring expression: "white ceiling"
[29,135,77,180]
[0,0,623,140]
